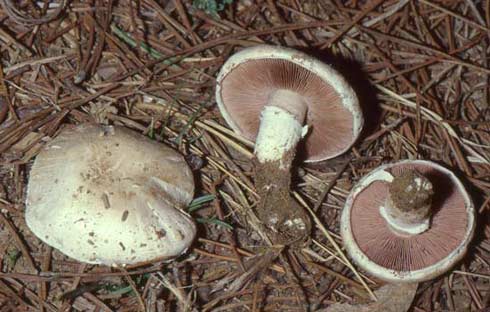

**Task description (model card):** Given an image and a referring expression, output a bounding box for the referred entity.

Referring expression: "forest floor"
[0,0,489,311]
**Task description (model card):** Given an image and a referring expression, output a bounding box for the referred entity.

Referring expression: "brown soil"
[388,169,433,222]
[254,157,311,246]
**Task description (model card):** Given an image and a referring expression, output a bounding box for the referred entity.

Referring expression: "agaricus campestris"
[216,45,363,244]
[341,160,475,282]
[26,124,196,266]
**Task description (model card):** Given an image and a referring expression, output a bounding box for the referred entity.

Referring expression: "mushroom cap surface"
[340,160,475,283]
[216,45,363,162]
[26,124,196,266]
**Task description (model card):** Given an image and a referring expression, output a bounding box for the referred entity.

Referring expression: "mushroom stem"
[253,89,311,244]
[380,169,434,235]
[254,89,308,167]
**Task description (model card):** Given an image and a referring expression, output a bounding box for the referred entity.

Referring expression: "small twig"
[293,192,377,301]
[321,0,385,48]
[120,268,145,311]
[0,0,66,25]
[313,157,351,212]
[0,212,37,273]
[419,0,490,32]
[155,272,194,312]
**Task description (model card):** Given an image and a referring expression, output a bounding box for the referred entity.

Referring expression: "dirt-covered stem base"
[381,169,434,236]
[254,159,311,245]
[252,96,311,245]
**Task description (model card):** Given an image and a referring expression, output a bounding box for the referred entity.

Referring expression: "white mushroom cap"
[216,45,364,162]
[26,124,196,266]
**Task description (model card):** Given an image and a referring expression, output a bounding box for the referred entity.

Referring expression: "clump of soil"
[389,169,433,221]
[254,159,311,246]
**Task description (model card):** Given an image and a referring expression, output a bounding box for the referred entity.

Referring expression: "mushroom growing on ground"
[340,160,475,282]
[216,45,363,244]
[26,124,196,266]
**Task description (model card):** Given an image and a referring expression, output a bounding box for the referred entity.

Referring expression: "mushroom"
[26,124,196,266]
[340,160,475,282]
[216,45,363,244]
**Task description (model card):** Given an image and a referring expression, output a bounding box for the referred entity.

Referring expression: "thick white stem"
[254,90,308,168]
[380,204,430,235]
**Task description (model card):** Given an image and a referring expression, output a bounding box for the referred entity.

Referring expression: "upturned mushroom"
[26,124,196,266]
[340,160,475,282]
[216,45,363,244]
